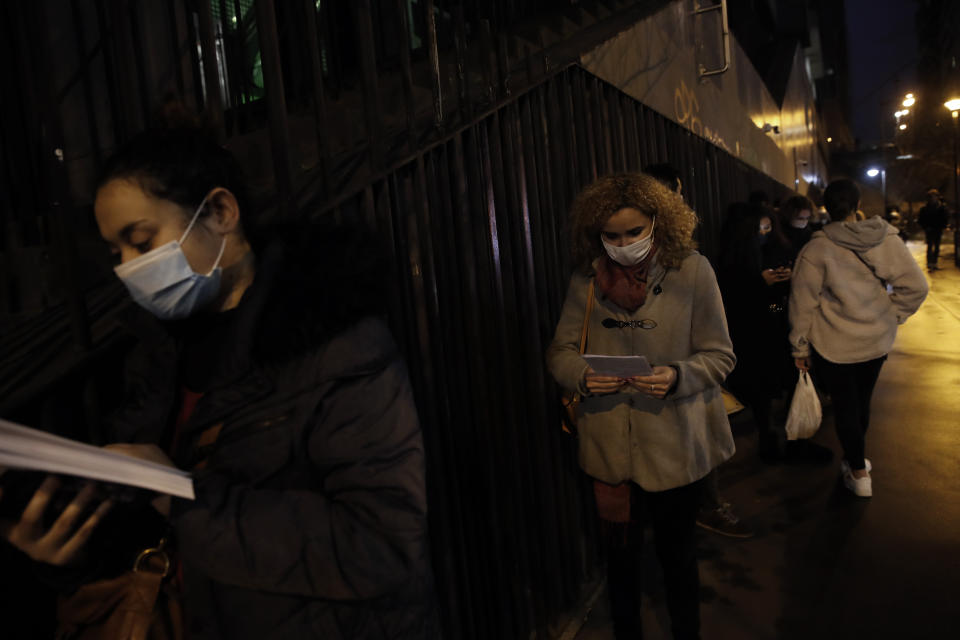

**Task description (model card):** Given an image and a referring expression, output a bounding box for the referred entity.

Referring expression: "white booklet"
[583,354,654,378]
[0,418,195,500]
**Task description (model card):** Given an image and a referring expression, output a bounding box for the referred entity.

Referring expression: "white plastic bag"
[785,370,822,440]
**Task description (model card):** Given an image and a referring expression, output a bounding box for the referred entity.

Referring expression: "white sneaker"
[841,459,872,497]
[841,458,872,474]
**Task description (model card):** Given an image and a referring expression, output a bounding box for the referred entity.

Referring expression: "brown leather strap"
[578,279,595,355]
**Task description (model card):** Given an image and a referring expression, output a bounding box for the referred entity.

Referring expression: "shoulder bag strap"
[578,279,595,355]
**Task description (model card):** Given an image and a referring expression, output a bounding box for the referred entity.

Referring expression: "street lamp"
[866,167,887,213]
[903,93,916,107]
[945,98,960,261]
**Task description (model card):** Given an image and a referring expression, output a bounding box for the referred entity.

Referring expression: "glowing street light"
[946,97,960,246]
[903,94,916,107]
[866,167,887,211]
[899,123,908,130]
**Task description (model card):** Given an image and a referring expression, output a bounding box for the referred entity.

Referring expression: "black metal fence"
[1,2,789,639]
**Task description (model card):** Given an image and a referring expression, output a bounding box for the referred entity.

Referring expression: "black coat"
[106,228,439,639]
[718,239,794,399]
[917,203,948,232]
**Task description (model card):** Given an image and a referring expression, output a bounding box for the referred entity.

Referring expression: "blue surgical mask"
[114,196,226,320]
[601,218,656,266]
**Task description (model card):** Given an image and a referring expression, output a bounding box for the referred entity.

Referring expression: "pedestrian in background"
[789,179,928,498]
[547,173,736,640]
[917,188,949,270]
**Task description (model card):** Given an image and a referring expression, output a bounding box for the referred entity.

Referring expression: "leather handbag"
[560,279,595,434]
[55,422,224,640]
[56,538,182,640]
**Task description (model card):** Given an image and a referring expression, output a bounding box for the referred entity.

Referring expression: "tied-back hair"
[570,173,698,273]
[96,99,252,236]
[823,179,860,220]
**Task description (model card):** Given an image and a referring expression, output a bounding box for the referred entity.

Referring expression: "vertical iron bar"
[255,0,293,217]
[425,0,444,126]
[126,2,152,127]
[93,0,124,144]
[396,0,417,150]
[105,0,142,140]
[496,32,511,97]
[453,4,470,122]
[302,0,330,195]
[230,0,252,130]
[480,19,495,103]
[196,0,226,141]
[70,0,103,166]
[24,1,91,350]
[166,0,186,95]
[353,0,384,166]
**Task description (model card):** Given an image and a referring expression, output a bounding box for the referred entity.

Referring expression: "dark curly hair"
[780,194,815,221]
[570,173,698,272]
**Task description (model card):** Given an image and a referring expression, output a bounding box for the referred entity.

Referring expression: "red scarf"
[595,246,658,312]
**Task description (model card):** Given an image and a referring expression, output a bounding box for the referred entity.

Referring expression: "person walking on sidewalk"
[789,179,928,498]
[918,188,949,270]
[547,173,736,639]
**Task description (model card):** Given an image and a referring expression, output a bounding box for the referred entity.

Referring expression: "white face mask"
[791,218,809,229]
[114,196,226,320]
[601,218,655,266]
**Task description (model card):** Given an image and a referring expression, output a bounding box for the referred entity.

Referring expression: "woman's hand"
[104,444,175,517]
[584,367,629,395]
[0,477,112,566]
[104,443,175,467]
[629,366,678,400]
[794,357,810,372]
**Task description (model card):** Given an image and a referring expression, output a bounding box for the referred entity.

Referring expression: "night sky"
[845,0,919,147]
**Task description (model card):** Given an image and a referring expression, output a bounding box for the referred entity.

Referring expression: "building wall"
[579,0,826,195]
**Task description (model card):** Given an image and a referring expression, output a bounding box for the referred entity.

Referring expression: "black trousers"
[604,479,703,640]
[924,228,943,265]
[812,350,886,471]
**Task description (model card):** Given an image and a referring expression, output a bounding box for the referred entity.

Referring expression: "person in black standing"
[780,195,816,256]
[644,163,752,539]
[917,188,949,270]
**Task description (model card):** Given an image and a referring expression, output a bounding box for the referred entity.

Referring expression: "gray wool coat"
[547,252,736,491]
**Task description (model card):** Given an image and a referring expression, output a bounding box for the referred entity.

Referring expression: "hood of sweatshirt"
[822,216,893,251]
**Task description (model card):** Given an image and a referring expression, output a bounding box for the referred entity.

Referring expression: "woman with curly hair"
[547,173,736,640]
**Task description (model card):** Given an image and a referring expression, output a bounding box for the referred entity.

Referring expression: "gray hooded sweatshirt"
[788,216,928,363]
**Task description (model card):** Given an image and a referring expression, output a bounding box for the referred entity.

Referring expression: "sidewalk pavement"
[573,239,960,639]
